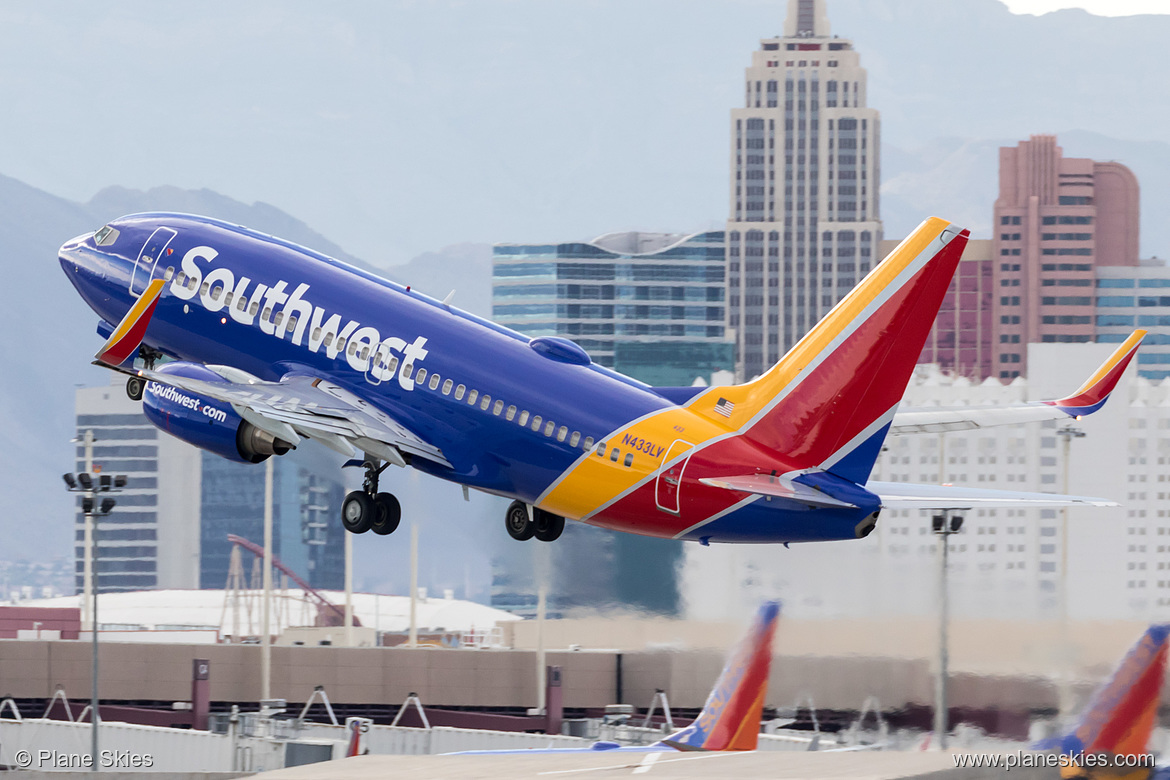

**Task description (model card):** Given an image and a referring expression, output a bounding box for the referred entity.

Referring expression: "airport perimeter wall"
[0,639,1073,716]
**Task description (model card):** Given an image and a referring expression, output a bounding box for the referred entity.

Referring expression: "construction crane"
[226,533,359,628]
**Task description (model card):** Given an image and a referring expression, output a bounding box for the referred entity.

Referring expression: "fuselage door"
[654,439,694,515]
[130,227,178,296]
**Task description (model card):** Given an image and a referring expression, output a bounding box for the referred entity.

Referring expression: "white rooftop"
[10,589,520,637]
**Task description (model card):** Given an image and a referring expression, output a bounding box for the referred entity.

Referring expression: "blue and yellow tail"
[658,601,779,751]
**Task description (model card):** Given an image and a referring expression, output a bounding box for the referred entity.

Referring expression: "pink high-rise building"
[992,134,1140,379]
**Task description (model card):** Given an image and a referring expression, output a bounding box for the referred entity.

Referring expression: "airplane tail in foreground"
[658,601,779,752]
[1042,624,1170,776]
[689,218,968,484]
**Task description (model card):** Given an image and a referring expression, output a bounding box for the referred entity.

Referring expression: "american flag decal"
[714,397,734,417]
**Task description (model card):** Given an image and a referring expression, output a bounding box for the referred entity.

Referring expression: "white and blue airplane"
[59,214,1135,544]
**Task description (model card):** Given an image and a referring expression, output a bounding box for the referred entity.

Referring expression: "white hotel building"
[683,342,1166,623]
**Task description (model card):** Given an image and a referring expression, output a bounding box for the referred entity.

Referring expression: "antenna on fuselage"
[441,290,456,306]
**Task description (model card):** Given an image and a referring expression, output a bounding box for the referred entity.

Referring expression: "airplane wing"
[890,330,1145,435]
[92,275,451,468]
[866,481,1118,509]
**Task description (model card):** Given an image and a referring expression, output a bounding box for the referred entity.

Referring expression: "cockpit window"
[93,225,120,246]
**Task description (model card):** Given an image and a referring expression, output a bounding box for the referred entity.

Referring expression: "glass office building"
[493,231,732,383]
[491,231,732,616]
[1096,263,1170,381]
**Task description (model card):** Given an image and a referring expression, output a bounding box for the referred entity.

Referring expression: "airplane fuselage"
[60,213,881,544]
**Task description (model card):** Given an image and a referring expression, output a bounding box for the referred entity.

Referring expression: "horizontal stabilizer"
[699,475,857,508]
[867,480,1118,510]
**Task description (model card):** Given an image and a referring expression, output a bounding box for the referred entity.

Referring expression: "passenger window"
[416,368,427,385]
[262,307,272,322]
[569,432,580,447]
[359,347,370,360]
[188,277,198,292]
[506,405,517,421]
[624,453,634,467]
[442,379,453,395]
[176,272,186,285]
[323,333,334,347]
[201,282,211,295]
[455,384,466,400]
[480,395,491,411]
[493,400,504,415]
[544,421,554,437]
[336,337,347,352]
[287,316,297,331]
[402,363,414,379]
[249,300,259,315]
[273,312,285,330]
[584,436,594,450]
[347,341,358,356]
[429,374,441,391]
[386,357,399,375]
[163,267,175,281]
[518,411,530,426]
[467,389,478,405]
[597,443,607,458]
[312,327,322,341]
[223,291,233,307]
[531,415,542,431]
[610,448,620,463]
[557,426,568,442]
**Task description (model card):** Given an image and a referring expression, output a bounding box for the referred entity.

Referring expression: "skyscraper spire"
[783,0,831,38]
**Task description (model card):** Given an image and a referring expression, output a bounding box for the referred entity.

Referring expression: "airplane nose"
[59,232,100,288]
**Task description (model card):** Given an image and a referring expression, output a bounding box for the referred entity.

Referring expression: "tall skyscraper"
[727,0,882,379]
[993,134,1140,379]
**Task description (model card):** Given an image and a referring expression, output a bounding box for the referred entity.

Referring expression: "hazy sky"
[1,1,1167,265]
[1002,0,1170,14]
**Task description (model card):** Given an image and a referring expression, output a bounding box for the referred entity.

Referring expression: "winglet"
[657,601,779,752]
[1040,624,1169,767]
[94,278,167,366]
[1045,330,1146,417]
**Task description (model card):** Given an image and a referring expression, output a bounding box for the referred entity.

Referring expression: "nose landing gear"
[342,459,401,535]
[505,500,564,542]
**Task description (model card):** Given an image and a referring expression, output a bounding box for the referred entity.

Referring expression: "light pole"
[931,512,963,751]
[1056,424,1085,723]
[63,454,125,772]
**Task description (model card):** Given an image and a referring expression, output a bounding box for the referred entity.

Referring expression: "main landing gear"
[505,500,564,542]
[342,460,401,536]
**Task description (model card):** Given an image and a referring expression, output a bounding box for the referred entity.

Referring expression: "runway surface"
[247,751,1047,780]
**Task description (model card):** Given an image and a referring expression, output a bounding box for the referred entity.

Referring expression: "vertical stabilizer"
[688,217,969,484]
[1049,624,1169,771]
[658,601,779,751]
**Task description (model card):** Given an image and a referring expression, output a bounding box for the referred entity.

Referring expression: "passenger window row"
[418,368,596,453]
[595,442,636,469]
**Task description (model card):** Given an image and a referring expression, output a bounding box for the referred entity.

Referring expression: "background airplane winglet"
[1045,329,1146,417]
[94,278,167,367]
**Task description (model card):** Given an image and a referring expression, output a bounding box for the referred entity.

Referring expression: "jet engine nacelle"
[141,362,293,463]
